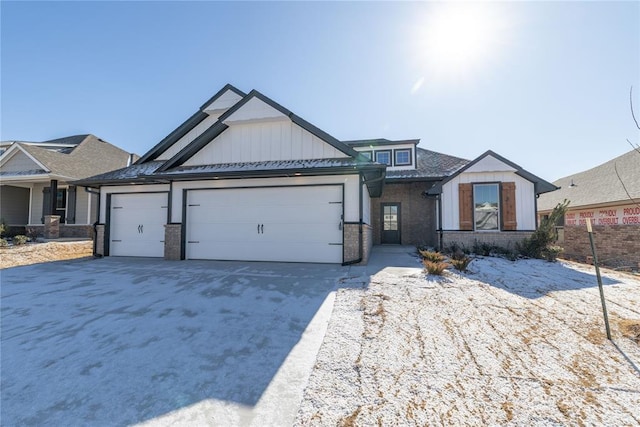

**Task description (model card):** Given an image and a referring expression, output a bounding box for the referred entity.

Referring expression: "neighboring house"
[76,84,557,264]
[538,149,640,268]
[0,134,135,238]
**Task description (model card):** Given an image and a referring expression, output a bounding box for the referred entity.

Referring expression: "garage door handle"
[261,224,264,234]
[257,224,260,234]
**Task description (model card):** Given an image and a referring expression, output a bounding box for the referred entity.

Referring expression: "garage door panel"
[186,186,343,263]
[110,193,167,258]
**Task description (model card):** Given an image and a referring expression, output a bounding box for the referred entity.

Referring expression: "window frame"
[360,150,373,161]
[394,149,412,166]
[56,188,67,211]
[375,150,392,166]
[472,182,500,231]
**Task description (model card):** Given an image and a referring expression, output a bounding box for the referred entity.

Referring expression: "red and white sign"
[565,205,640,227]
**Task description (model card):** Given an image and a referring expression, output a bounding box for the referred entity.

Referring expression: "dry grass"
[0,241,93,269]
[419,250,445,263]
[423,260,449,275]
[618,319,640,343]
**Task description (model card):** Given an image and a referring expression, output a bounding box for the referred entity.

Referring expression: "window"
[360,151,373,161]
[473,184,499,231]
[394,149,411,166]
[56,189,67,210]
[375,150,392,165]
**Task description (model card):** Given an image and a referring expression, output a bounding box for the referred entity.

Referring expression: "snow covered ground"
[296,255,640,426]
[1,258,347,426]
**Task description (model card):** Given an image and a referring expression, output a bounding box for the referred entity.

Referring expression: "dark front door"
[381,203,401,244]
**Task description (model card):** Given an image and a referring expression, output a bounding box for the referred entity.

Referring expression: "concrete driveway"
[1,257,351,426]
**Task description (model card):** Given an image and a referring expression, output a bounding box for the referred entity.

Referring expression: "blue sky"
[1,1,638,181]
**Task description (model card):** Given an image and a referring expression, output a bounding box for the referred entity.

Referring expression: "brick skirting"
[563,225,640,269]
[441,231,533,251]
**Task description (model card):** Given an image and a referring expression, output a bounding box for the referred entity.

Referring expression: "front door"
[381,203,401,244]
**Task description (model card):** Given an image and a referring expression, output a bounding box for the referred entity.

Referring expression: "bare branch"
[614,162,640,209]
[631,86,640,130]
[626,138,640,155]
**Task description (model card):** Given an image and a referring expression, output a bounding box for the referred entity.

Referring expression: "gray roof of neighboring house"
[537,149,640,211]
[344,138,420,148]
[1,135,135,180]
[386,147,469,181]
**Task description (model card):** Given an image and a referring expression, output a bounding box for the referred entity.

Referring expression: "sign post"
[586,218,612,340]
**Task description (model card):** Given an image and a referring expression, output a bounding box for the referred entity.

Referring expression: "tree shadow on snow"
[0,257,363,426]
[465,256,621,299]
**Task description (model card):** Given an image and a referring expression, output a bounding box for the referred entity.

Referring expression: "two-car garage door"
[108,185,344,263]
[185,185,343,263]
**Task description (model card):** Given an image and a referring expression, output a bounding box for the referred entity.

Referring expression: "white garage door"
[185,185,343,263]
[109,193,167,257]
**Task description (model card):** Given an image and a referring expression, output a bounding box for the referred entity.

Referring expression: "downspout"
[84,186,101,257]
[437,194,443,251]
[342,173,364,266]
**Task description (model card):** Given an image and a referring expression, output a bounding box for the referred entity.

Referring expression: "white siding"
[156,115,220,161]
[1,150,45,172]
[441,172,536,230]
[183,121,348,166]
[171,175,360,224]
[222,97,287,123]
[203,90,243,114]
[99,184,170,223]
[362,183,371,225]
[466,155,517,173]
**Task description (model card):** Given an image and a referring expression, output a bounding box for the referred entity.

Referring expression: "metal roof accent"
[344,138,420,147]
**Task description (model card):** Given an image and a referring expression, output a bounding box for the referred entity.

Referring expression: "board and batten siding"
[183,121,348,166]
[73,188,96,225]
[156,115,221,161]
[362,183,371,225]
[441,172,536,230]
[170,175,361,224]
[2,150,45,173]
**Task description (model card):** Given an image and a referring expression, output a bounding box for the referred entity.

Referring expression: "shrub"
[419,250,445,263]
[12,235,28,245]
[0,238,8,247]
[472,240,496,256]
[0,219,5,237]
[518,200,569,259]
[451,256,473,272]
[541,245,564,262]
[423,259,449,275]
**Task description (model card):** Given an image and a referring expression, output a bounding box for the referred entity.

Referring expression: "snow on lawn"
[296,257,640,426]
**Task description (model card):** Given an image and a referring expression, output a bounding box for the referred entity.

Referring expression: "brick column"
[95,224,105,256]
[164,224,182,260]
[43,215,60,239]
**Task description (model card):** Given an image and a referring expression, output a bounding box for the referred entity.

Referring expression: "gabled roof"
[0,135,133,180]
[427,150,558,195]
[135,84,246,164]
[537,149,640,211]
[386,147,469,182]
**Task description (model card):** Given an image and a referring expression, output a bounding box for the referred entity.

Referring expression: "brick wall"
[441,231,533,251]
[564,225,640,268]
[95,224,105,256]
[164,224,182,260]
[343,223,359,263]
[372,182,437,246]
[27,225,93,239]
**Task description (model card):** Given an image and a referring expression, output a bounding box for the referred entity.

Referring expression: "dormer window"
[375,150,392,166]
[394,149,411,166]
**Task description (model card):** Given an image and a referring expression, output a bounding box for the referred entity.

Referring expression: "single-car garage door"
[185,185,343,263]
[109,193,167,257]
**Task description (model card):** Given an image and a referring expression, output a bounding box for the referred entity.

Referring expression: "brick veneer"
[343,223,373,264]
[95,224,105,256]
[371,182,438,247]
[441,231,533,251]
[164,224,182,260]
[563,225,640,268]
[28,224,94,239]
[43,215,60,239]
